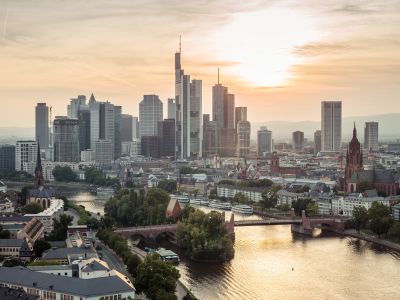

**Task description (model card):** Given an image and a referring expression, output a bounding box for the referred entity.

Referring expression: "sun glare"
[214,8,320,87]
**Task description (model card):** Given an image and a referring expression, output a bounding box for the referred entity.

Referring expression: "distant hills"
[253,113,400,142]
[0,113,399,144]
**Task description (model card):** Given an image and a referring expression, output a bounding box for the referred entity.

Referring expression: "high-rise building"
[321,101,342,152]
[220,128,236,157]
[121,114,133,142]
[190,79,202,157]
[314,130,322,154]
[78,108,91,152]
[114,105,122,159]
[212,83,227,129]
[237,120,251,157]
[95,140,113,166]
[203,114,219,156]
[158,119,176,157]
[132,117,140,140]
[168,98,176,120]
[35,103,49,149]
[235,107,247,128]
[292,131,305,152]
[67,95,87,119]
[15,141,37,172]
[139,95,163,137]
[257,127,272,156]
[141,136,160,158]
[364,122,379,151]
[0,145,16,172]
[53,117,79,162]
[224,94,235,130]
[89,98,116,158]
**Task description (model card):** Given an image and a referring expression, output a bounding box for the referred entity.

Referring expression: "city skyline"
[1,0,400,126]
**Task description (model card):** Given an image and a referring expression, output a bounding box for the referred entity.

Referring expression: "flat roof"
[0,267,135,297]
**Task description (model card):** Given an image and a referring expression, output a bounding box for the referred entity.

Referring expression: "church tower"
[34,143,45,189]
[345,123,363,191]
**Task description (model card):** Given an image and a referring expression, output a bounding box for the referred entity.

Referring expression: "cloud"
[294,42,349,57]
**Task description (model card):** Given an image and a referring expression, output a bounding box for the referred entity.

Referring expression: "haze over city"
[1,0,400,127]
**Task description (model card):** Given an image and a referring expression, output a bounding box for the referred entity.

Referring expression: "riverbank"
[341,229,400,252]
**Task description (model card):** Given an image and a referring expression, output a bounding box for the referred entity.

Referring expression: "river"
[71,193,400,300]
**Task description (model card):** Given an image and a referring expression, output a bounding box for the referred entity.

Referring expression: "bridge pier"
[291,210,313,235]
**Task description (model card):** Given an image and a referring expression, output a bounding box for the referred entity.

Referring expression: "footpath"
[342,229,400,252]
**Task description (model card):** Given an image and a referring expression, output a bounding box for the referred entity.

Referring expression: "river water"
[71,193,400,300]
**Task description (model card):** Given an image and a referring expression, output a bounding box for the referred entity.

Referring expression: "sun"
[213,8,320,87]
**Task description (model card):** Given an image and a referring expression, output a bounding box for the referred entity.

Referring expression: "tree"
[126,254,142,277]
[52,166,77,182]
[158,179,177,193]
[352,206,368,233]
[21,202,44,214]
[0,225,10,239]
[260,185,280,209]
[84,167,120,187]
[47,214,73,241]
[291,198,313,216]
[3,257,24,267]
[368,202,393,238]
[135,253,180,300]
[33,239,51,257]
[306,202,318,216]
[388,222,400,242]
[233,192,248,204]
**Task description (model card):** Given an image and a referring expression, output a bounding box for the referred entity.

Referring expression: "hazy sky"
[0,0,399,127]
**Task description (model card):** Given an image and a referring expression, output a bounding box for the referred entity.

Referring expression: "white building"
[364,122,379,151]
[25,198,64,234]
[217,185,264,202]
[321,101,342,152]
[81,149,95,163]
[277,190,302,207]
[332,194,390,217]
[237,120,251,157]
[15,141,37,172]
[121,139,141,157]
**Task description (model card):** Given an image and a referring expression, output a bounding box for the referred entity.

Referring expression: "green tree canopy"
[47,214,73,241]
[351,206,369,233]
[135,253,180,300]
[368,202,393,238]
[158,179,177,193]
[33,239,51,257]
[84,167,120,187]
[21,202,44,214]
[52,166,77,182]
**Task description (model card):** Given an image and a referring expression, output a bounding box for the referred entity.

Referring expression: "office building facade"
[292,131,305,152]
[53,117,80,162]
[321,101,342,152]
[257,127,272,156]
[158,119,176,157]
[15,141,38,172]
[35,103,49,149]
[0,145,16,172]
[364,122,378,151]
[314,130,322,154]
[237,120,251,157]
[139,95,163,137]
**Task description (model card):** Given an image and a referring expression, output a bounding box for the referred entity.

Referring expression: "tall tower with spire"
[344,123,363,191]
[34,143,44,189]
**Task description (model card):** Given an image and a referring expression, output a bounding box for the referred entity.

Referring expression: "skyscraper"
[321,101,342,152]
[257,127,272,156]
[314,130,322,154]
[168,98,176,120]
[203,114,219,156]
[364,122,379,151]
[237,120,251,157]
[0,145,16,172]
[67,95,87,119]
[114,105,122,159]
[35,103,49,149]
[121,114,133,142]
[212,82,227,129]
[235,107,247,128]
[132,117,139,139]
[190,79,202,157]
[78,108,91,152]
[139,95,163,137]
[174,42,203,159]
[15,141,37,172]
[53,117,79,162]
[158,119,176,157]
[89,99,116,158]
[292,131,304,152]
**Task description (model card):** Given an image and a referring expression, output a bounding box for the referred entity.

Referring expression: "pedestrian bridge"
[114,209,347,239]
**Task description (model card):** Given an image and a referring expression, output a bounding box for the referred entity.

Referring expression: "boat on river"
[170,194,190,204]
[156,248,180,264]
[232,204,254,215]
[209,200,232,210]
